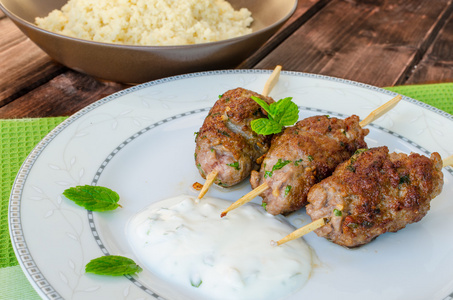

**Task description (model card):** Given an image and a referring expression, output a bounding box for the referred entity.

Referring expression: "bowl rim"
[0,0,298,49]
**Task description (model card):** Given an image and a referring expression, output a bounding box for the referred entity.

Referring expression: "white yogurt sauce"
[127,195,312,300]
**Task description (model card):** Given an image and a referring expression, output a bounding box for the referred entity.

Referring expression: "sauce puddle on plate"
[127,195,312,300]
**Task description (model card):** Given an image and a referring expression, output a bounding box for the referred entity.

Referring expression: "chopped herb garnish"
[294,159,303,166]
[196,163,205,176]
[307,155,313,162]
[217,129,230,137]
[333,209,342,217]
[265,159,292,178]
[399,175,410,184]
[347,222,358,229]
[218,94,223,99]
[262,202,267,210]
[85,255,142,276]
[273,158,292,171]
[227,161,240,170]
[354,149,368,155]
[250,96,299,135]
[347,149,367,170]
[284,185,292,196]
[63,185,121,211]
[362,221,373,228]
[191,279,203,288]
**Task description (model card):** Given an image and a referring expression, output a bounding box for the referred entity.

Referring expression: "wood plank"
[0,18,65,106]
[255,0,453,87]
[0,18,30,53]
[0,0,329,119]
[240,0,331,69]
[406,8,453,84]
[0,70,126,118]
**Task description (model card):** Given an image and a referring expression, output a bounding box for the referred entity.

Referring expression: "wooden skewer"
[197,170,219,199]
[220,94,403,216]
[262,65,282,97]
[359,95,402,128]
[276,153,453,246]
[197,65,283,199]
[443,155,453,167]
[272,218,327,246]
[220,182,269,217]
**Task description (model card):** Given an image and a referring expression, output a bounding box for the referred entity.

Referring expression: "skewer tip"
[443,154,453,168]
[275,217,327,246]
[359,94,402,128]
[219,182,269,217]
[197,170,219,199]
[262,65,282,97]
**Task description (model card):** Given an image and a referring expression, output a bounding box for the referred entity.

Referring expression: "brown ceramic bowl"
[0,0,297,84]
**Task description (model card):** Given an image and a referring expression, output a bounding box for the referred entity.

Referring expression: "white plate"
[10,70,453,300]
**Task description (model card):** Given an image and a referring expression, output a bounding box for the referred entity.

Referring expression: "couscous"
[35,0,253,46]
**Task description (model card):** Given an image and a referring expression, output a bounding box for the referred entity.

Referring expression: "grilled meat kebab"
[306,146,444,248]
[250,115,369,215]
[195,87,274,187]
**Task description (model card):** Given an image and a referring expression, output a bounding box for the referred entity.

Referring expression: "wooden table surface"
[1,0,452,119]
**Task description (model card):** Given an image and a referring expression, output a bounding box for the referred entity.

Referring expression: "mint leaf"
[63,185,121,211]
[251,118,283,135]
[272,97,299,126]
[86,255,142,276]
[250,96,299,135]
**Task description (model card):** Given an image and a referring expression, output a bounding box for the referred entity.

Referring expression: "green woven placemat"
[385,83,453,115]
[0,83,451,298]
[0,117,67,268]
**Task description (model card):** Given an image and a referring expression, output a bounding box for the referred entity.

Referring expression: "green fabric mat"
[0,83,451,298]
[1,117,67,268]
[385,83,453,115]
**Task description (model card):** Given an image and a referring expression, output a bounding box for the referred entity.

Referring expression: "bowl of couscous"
[0,0,298,84]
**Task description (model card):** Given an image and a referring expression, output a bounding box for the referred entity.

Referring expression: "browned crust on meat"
[195,88,274,187]
[251,115,369,215]
[306,146,444,248]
